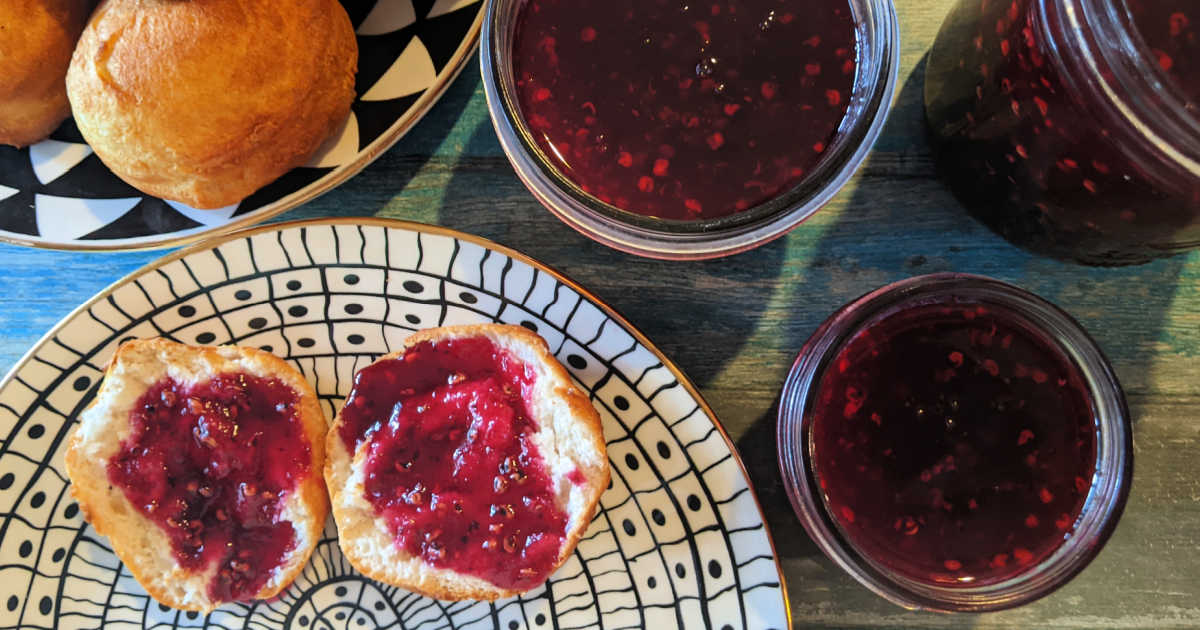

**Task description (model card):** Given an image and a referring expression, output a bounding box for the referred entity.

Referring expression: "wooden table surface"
[2,1,1197,628]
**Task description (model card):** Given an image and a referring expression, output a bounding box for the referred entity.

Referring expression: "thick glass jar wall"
[924,0,1200,265]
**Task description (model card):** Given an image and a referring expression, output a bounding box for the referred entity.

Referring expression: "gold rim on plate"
[1,216,793,625]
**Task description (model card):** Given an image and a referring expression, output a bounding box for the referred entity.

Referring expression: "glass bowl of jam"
[925,0,1200,265]
[777,273,1132,611]
[482,0,900,259]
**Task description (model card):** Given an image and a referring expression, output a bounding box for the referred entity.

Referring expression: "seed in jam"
[924,0,1200,264]
[1129,2,1198,104]
[339,337,567,591]
[512,0,857,220]
[107,373,310,602]
[810,302,1097,584]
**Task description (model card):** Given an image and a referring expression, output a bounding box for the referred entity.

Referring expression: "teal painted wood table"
[1,1,1197,627]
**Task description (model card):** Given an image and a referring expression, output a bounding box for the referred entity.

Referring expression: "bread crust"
[0,0,92,147]
[64,0,357,208]
[64,338,329,612]
[325,324,610,601]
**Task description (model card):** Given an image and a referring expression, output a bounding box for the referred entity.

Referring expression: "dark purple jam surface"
[512,0,857,220]
[1130,3,1199,103]
[338,337,567,591]
[107,373,309,602]
[924,0,1200,264]
[810,302,1098,584]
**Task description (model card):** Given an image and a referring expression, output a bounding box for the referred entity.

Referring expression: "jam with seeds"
[339,337,567,591]
[513,0,857,220]
[108,373,309,602]
[1129,2,1198,104]
[925,0,1200,264]
[811,302,1097,584]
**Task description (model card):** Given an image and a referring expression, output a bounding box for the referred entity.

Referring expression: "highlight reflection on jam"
[339,338,567,591]
[811,303,1097,584]
[107,373,308,602]
[925,0,1200,264]
[513,0,857,220]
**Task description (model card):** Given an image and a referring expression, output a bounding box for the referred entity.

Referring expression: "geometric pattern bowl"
[0,0,482,251]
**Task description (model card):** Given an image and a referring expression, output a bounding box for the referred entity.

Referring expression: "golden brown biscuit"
[66,0,357,208]
[0,0,92,148]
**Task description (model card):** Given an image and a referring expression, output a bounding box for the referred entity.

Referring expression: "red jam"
[512,0,857,220]
[1130,2,1198,104]
[925,0,1200,264]
[107,373,310,602]
[339,337,567,591]
[810,302,1097,584]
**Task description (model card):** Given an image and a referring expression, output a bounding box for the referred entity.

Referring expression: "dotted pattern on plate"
[0,222,787,630]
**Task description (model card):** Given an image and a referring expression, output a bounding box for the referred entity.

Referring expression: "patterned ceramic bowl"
[0,0,484,251]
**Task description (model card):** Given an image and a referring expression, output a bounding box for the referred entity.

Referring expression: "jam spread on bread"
[107,373,310,602]
[340,337,568,590]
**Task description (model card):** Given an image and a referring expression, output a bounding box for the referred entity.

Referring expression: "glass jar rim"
[776,273,1133,612]
[1042,0,1200,187]
[481,0,901,259]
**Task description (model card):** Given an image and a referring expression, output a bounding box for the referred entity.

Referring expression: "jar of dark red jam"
[482,0,899,259]
[777,274,1132,611]
[925,0,1200,265]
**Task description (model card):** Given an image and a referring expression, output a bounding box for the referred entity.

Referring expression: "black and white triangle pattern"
[0,220,788,630]
[0,0,482,249]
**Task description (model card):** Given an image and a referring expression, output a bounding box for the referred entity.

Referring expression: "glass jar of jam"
[777,274,1132,611]
[925,0,1200,265]
[482,0,900,259]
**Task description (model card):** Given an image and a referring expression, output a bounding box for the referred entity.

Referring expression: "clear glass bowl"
[481,0,901,260]
[777,273,1133,611]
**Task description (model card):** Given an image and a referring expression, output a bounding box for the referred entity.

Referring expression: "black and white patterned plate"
[0,219,789,629]
[0,0,482,251]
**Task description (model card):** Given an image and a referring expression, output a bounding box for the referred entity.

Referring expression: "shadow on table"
[283,61,485,222]
[432,114,791,392]
[289,58,786,382]
[735,54,1184,623]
